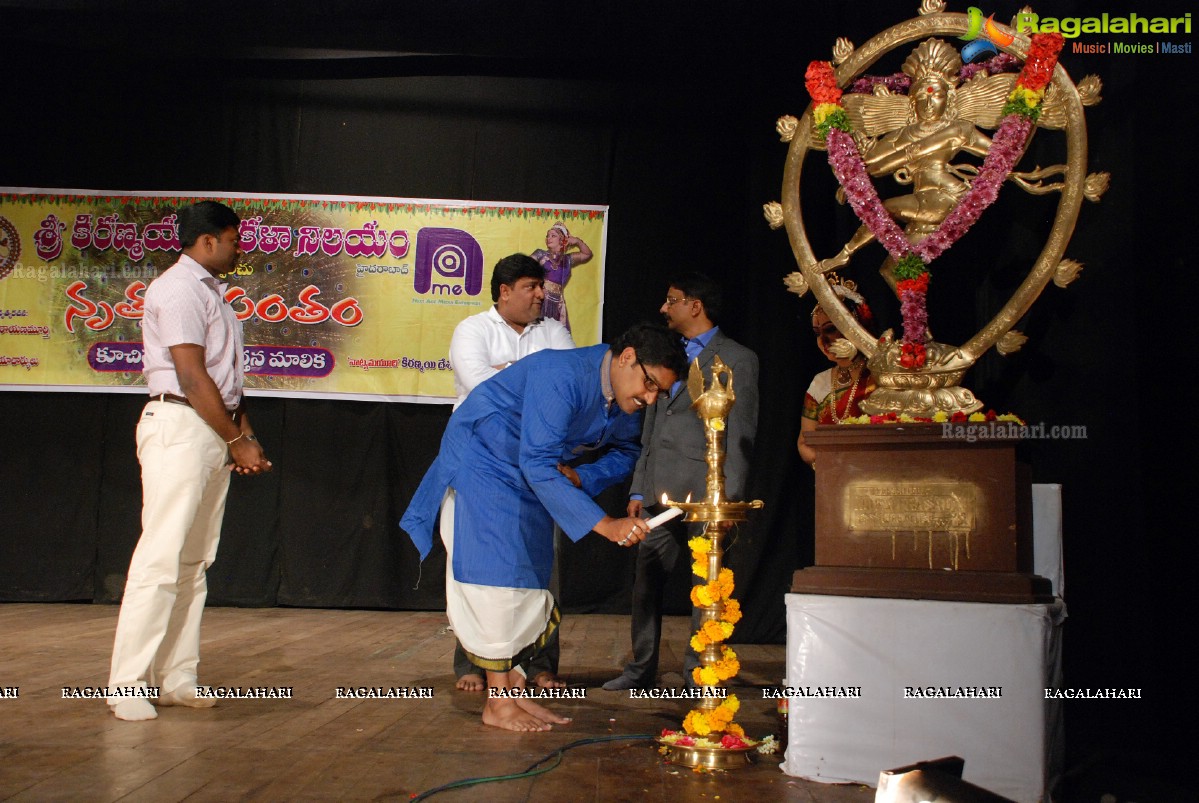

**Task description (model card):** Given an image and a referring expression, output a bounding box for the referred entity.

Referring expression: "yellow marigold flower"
[692,560,706,579]
[692,585,714,607]
[725,694,740,713]
[813,102,840,124]
[719,621,735,639]
[688,536,708,554]
[968,412,986,422]
[726,722,746,738]
[699,667,720,686]
[932,411,949,422]
[692,667,705,686]
[1021,86,1045,107]
[684,710,711,736]
[690,634,706,653]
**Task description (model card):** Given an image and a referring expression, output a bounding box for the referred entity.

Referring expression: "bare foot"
[515,697,571,725]
[531,671,565,690]
[481,698,552,732]
[455,673,485,692]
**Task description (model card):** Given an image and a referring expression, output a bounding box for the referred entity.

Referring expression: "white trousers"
[107,401,231,702]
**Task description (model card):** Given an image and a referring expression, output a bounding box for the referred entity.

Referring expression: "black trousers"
[620,512,702,685]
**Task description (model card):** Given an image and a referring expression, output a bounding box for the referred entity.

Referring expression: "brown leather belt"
[151,393,240,421]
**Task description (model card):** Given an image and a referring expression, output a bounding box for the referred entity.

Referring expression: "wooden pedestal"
[792,423,1053,603]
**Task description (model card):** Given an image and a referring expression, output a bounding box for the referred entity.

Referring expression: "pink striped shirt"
[142,254,244,408]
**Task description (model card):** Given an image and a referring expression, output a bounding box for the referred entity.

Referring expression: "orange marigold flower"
[707,707,733,729]
[702,620,727,643]
[721,599,743,624]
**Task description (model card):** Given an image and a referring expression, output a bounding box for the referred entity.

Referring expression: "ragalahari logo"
[959,6,1016,62]
[413,228,484,297]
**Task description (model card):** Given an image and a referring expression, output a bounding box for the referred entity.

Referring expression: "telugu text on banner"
[0,188,607,403]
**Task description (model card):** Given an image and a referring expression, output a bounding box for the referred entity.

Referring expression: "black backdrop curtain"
[1,0,1194,771]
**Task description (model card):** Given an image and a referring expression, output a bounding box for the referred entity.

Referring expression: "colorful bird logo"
[959,6,1015,62]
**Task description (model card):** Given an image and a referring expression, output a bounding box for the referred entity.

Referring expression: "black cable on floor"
[408,733,655,801]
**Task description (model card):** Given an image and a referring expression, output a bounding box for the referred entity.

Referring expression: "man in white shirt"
[447,253,574,691]
[107,201,272,721]
[448,253,576,408]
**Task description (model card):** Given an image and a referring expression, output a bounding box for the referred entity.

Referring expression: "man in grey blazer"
[603,273,759,691]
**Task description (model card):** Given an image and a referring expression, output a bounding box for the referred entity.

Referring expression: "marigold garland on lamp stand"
[654,355,767,770]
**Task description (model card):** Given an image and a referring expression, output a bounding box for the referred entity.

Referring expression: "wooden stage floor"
[0,604,874,802]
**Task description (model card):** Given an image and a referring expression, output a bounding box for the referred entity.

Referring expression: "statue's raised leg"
[818,224,875,272]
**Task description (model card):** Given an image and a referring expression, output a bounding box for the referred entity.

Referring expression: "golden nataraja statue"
[770,3,1108,416]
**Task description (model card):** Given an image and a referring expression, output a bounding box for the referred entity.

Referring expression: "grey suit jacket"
[629,329,759,505]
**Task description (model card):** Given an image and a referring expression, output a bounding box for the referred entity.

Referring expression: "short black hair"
[666,272,723,323]
[611,322,686,378]
[491,253,546,301]
[177,201,240,249]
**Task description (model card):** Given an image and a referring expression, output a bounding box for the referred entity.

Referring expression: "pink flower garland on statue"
[805,33,1064,368]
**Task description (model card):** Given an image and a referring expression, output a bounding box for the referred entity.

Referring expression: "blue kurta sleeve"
[518,357,612,541]
[575,418,641,498]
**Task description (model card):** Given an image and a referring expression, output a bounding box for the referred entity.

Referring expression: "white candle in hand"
[643,505,685,530]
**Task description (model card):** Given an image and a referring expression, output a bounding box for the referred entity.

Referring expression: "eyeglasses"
[663,295,690,307]
[636,360,662,394]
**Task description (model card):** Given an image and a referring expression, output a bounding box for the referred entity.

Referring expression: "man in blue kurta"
[401,323,685,732]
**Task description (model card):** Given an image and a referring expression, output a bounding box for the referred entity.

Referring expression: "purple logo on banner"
[413,228,483,297]
[244,346,334,377]
[88,342,145,372]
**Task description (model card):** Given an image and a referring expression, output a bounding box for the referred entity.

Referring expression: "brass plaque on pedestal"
[793,424,1052,603]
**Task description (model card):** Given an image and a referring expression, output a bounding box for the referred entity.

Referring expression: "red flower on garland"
[896,273,930,295]
[804,61,842,105]
[899,341,927,369]
[1021,33,1064,91]
[720,734,749,750]
[950,411,968,423]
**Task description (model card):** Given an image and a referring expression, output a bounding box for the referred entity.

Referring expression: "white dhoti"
[440,489,557,674]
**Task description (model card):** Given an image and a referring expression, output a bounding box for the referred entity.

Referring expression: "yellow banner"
[0,189,607,402]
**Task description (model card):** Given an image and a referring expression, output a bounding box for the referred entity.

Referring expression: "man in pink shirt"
[107,201,272,721]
